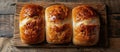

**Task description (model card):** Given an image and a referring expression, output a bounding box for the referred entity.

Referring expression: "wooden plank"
[105,49,120,52]
[55,0,120,14]
[13,2,108,48]
[17,0,120,14]
[110,38,120,48]
[2,43,120,52]
[1,47,104,52]
[108,14,120,37]
[101,0,120,14]
[0,40,107,52]
[0,0,16,14]
[0,15,14,37]
[0,0,119,14]
[2,47,120,52]
[1,38,120,52]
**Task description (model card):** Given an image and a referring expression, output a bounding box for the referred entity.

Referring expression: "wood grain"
[101,0,120,14]
[12,2,108,48]
[108,14,120,37]
[0,0,119,14]
[0,0,16,14]
[0,15,14,37]
[0,38,119,52]
[110,38,120,48]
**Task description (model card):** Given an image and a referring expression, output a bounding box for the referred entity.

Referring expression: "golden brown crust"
[72,5,97,22]
[20,4,43,22]
[46,5,72,44]
[46,5,68,23]
[74,24,98,44]
[72,5,100,46]
[20,4,44,44]
[47,24,72,44]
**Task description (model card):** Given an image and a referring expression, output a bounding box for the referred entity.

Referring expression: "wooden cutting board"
[12,1,108,48]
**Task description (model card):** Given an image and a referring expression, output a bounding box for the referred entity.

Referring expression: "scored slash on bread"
[19,4,45,44]
[45,5,73,44]
[72,5,100,46]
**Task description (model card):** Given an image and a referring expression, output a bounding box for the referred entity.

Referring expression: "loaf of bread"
[19,4,45,44]
[45,5,72,44]
[72,5,100,46]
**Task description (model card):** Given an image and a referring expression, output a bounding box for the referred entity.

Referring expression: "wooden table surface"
[0,0,120,52]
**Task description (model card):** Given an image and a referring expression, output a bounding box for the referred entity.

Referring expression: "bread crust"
[72,5,100,46]
[45,5,72,44]
[72,5,97,22]
[19,4,45,44]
